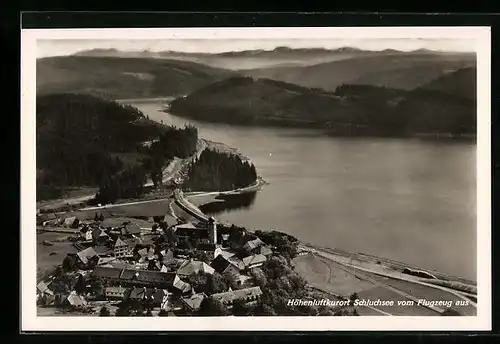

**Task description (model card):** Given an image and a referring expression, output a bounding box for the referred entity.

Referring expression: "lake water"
[133,102,477,281]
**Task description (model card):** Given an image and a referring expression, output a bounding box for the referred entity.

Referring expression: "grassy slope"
[240,52,476,91]
[37,56,236,99]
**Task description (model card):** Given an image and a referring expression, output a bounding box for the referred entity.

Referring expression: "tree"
[207,272,228,294]
[249,268,267,288]
[99,306,111,316]
[232,299,248,316]
[90,280,105,300]
[115,305,130,316]
[187,271,210,294]
[223,272,241,290]
[198,298,229,316]
[349,292,359,304]
[99,213,105,221]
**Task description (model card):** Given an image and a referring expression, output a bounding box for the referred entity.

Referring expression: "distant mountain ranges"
[37,46,477,137]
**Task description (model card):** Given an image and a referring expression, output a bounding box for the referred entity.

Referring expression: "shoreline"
[37,99,476,288]
[167,109,477,142]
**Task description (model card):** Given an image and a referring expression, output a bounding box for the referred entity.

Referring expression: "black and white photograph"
[21,26,491,331]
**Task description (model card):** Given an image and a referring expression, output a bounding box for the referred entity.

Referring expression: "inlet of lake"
[130,101,477,282]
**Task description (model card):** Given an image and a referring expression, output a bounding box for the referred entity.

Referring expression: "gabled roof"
[177,260,215,276]
[163,215,178,228]
[211,286,263,305]
[173,275,192,293]
[37,281,53,295]
[259,246,273,256]
[130,270,176,285]
[128,287,147,300]
[94,245,113,256]
[227,257,246,271]
[64,216,77,225]
[67,292,87,307]
[242,254,267,267]
[243,238,265,251]
[76,247,98,264]
[210,255,231,273]
[181,293,205,312]
[114,237,128,248]
[92,266,122,279]
[105,286,128,296]
[97,257,116,266]
[175,222,198,230]
[123,223,142,235]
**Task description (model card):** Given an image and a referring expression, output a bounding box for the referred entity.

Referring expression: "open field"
[293,253,375,297]
[37,232,78,274]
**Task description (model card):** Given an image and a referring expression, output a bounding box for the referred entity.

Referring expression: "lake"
[132,101,477,281]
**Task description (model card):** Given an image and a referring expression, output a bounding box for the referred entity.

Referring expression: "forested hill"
[417,67,476,100]
[37,93,198,201]
[36,56,235,99]
[169,76,476,137]
[240,52,476,91]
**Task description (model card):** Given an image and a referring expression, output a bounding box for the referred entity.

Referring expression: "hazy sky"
[37,38,476,58]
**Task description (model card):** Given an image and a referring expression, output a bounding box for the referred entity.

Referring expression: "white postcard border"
[21,26,491,331]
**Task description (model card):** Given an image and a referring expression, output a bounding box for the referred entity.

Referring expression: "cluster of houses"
[37,214,275,315]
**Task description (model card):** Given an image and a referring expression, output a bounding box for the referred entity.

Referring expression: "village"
[36,210,279,316]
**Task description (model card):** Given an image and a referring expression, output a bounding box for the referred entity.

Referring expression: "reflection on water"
[199,192,258,215]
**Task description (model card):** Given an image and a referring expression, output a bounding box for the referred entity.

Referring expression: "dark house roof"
[122,223,142,236]
[175,227,209,240]
[92,267,122,279]
[94,245,113,256]
[210,255,231,273]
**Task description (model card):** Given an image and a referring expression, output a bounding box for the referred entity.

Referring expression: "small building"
[37,281,54,296]
[76,247,99,265]
[63,216,78,227]
[92,267,122,283]
[172,275,192,294]
[210,255,241,276]
[243,238,265,253]
[181,293,206,313]
[114,237,132,258]
[122,223,142,237]
[242,254,267,270]
[105,286,128,300]
[177,260,215,277]
[92,267,177,289]
[259,246,273,258]
[66,291,88,308]
[94,245,113,257]
[91,228,109,244]
[211,286,263,309]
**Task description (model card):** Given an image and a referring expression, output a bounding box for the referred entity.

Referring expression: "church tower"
[207,217,217,245]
